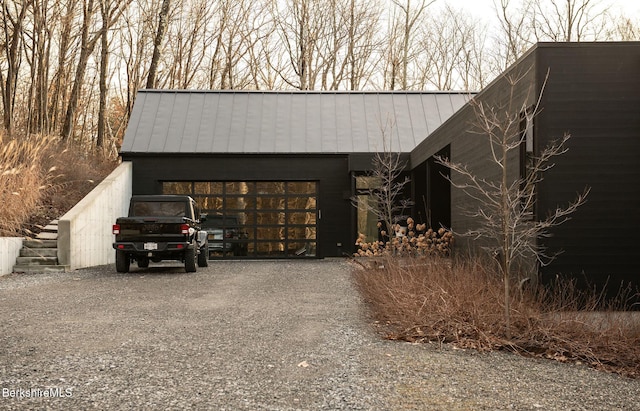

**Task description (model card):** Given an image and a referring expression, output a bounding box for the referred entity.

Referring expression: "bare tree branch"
[436,70,589,338]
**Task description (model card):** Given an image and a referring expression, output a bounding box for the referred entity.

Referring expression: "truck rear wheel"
[197,244,208,267]
[116,250,130,273]
[185,246,197,273]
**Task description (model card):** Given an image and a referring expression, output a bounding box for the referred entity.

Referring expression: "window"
[520,109,535,218]
[131,201,186,217]
[355,176,381,243]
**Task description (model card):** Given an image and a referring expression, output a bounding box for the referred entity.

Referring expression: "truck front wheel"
[185,246,197,273]
[116,250,130,273]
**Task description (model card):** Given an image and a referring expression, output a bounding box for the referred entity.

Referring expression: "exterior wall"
[58,162,132,270]
[0,237,23,276]
[411,42,640,293]
[534,43,640,290]
[123,154,353,257]
[411,48,538,250]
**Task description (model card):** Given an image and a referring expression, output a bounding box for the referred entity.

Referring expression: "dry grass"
[352,255,640,378]
[0,134,57,236]
[0,132,117,236]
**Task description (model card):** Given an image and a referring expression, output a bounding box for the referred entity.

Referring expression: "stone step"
[36,231,58,240]
[12,265,68,274]
[23,239,58,249]
[15,256,59,266]
[14,218,62,274]
[20,248,58,258]
[42,224,58,232]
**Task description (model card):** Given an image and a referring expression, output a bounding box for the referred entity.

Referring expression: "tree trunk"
[146,0,171,89]
[97,0,110,148]
[61,0,99,142]
[1,1,31,135]
[49,0,77,133]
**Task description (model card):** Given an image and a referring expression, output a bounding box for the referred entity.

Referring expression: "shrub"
[352,256,640,378]
[354,217,454,257]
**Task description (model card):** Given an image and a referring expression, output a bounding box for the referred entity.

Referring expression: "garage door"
[163,181,317,258]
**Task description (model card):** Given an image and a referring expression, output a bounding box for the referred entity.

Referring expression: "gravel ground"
[0,259,638,410]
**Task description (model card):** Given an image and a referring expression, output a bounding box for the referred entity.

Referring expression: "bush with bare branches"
[352,257,640,378]
[436,70,590,338]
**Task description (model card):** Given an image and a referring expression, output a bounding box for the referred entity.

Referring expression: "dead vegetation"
[0,133,117,237]
[352,255,640,378]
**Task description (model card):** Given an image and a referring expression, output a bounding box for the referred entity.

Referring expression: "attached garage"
[119,90,469,258]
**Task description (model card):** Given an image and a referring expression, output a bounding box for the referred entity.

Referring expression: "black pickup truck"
[112,195,208,273]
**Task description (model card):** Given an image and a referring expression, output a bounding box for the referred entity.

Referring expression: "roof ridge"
[138,89,477,95]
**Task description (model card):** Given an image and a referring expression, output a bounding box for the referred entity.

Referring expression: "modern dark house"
[120,42,639,292]
[120,90,470,259]
[412,41,640,292]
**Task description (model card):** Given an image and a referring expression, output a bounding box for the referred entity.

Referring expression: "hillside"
[0,136,117,237]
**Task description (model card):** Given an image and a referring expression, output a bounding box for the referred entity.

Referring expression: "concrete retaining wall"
[58,162,132,270]
[0,237,23,275]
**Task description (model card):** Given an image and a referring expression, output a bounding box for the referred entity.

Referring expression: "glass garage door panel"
[162,181,318,258]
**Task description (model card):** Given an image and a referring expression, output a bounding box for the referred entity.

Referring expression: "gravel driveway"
[0,259,638,410]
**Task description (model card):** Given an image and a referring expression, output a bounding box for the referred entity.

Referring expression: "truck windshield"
[131,201,186,217]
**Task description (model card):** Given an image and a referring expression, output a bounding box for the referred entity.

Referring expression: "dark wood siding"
[410,42,640,294]
[411,49,538,249]
[123,154,353,257]
[534,43,640,292]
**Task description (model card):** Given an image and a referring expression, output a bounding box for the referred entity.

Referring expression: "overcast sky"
[441,0,640,23]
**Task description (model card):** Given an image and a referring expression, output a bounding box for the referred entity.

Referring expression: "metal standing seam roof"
[121,90,472,154]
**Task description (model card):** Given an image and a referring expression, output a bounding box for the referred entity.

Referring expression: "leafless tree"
[436,70,589,338]
[203,0,270,90]
[383,0,434,90]
[245,4,281,89]
[415,5,485,90]
[216,0,263,90]
[164,0,210,89]
[115,0,155,118]
[1,0,33,135]
[48,0,79,133]
[145,0,170,89]
[97,0,131,148]
[531,0,612,41]
[60,0,99,141]
[352,117,413,243]
[459,23,493,90]
[273,0,326,90]
[494,0,613,69]
[494,0,535,69]
[270,0,382,91]
[60,0,127,143]
[0,0,632,153]
[316,0,348,90]
[606,15,640,40]
[22,0,53,135]
[336,0,381,90]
